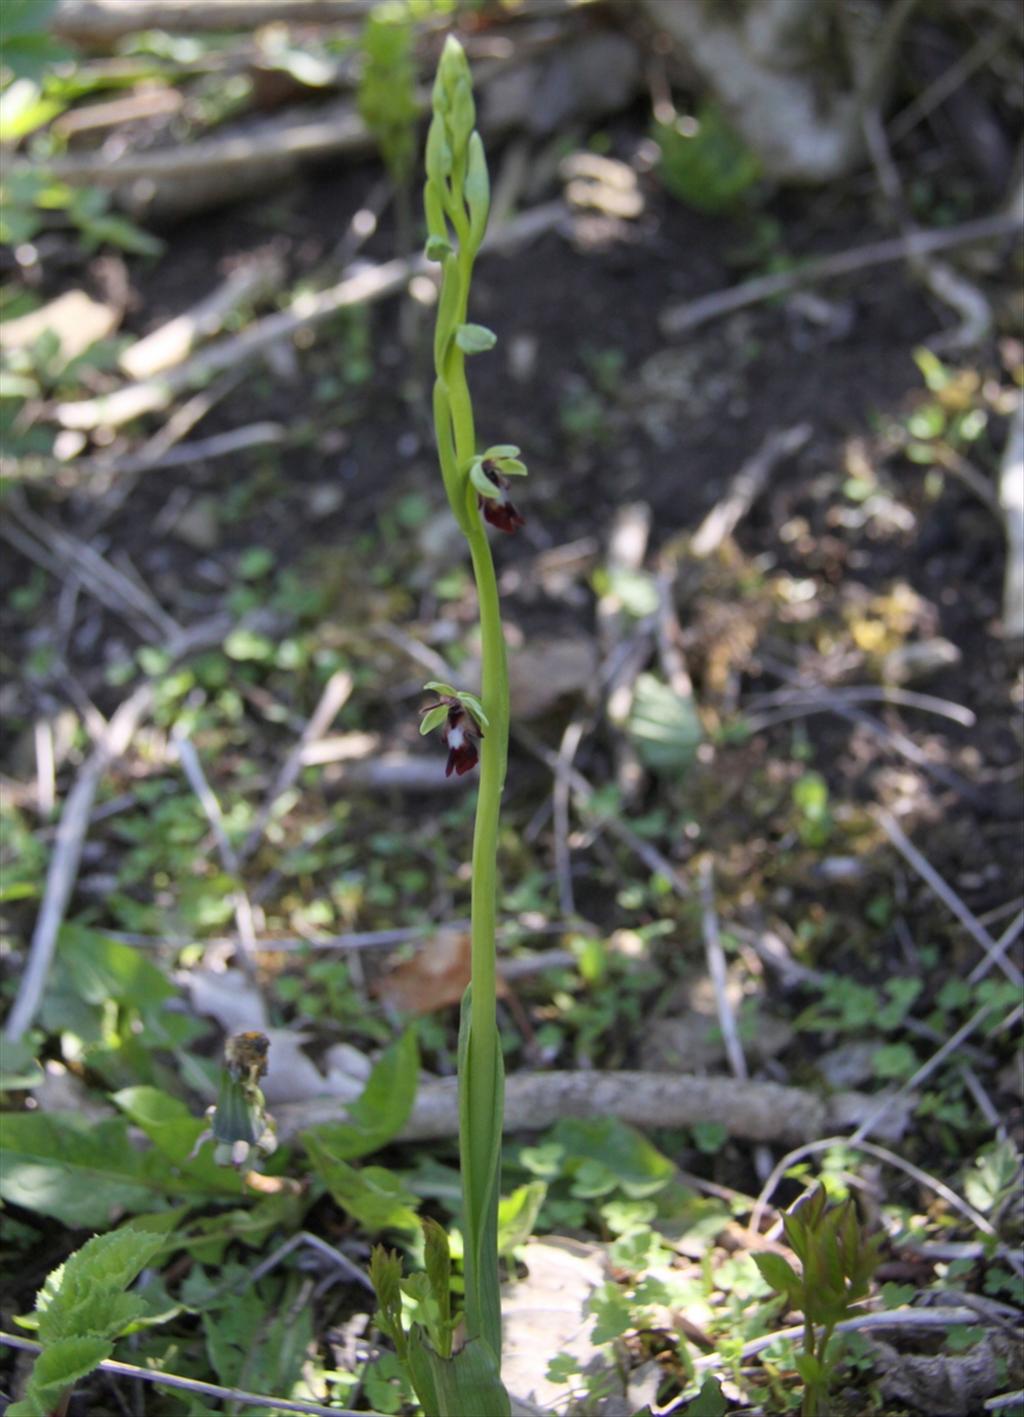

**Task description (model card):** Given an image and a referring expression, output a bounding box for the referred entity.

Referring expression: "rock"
[640,1011,792,1072]
[171,493,221,550]
[482,31,640,139]
[509,636,598,719]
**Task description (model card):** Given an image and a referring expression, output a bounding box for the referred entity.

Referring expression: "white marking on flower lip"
[447,725,466,748]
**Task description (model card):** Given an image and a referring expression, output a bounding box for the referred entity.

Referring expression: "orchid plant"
[370,35,525,1417]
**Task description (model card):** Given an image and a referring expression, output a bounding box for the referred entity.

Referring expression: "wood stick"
[0,1331,372,1417]
[5,616,231,1042]
[877,810,1024,988]
[276,1068,908,1146]
[660,208,1023,337]
[119,255,283,380]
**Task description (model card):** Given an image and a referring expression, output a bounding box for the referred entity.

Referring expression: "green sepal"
[455,691,488,727]
[424,679,457,697]
[455,323,497,355]
[457,986,505,1362]
[483,444,519,458]
[495,458,526,476]
[469,459,500,499]
[420,704,449,736]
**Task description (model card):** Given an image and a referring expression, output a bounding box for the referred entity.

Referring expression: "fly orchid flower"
[419,680,489,778]
[191,1030,277,1169]
[468,445,527,534]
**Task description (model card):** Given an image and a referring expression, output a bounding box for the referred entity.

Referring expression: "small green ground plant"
[753,1186,884,1416]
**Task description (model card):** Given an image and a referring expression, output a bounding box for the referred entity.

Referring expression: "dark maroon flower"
[443,702,483,777]
[478,461,525,535]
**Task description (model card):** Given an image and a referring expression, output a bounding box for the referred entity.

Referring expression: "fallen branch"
[53,0,371,42]
[172,729,260,981]
[999,394,1024,638]
[0,1331,375,1417]
[4,616,231,1042]
[54,200,566,430]
[119,254,284,380]
[690,424,811,557]
[660,208,1023,337]
[877,810,1024,989]
[276,1068,909,1146]
[3,422,286,486]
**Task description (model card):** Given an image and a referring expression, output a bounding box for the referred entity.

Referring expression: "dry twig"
[690,424,811,558]
[660,209,1022,337]
[877,811,1024,989]
[5,616,231,1042]
[240,670,353,861]
[0,1331,376,1417]
[172,729,259,981]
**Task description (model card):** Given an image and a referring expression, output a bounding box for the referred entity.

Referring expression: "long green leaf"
[407,1327,511,1417]
[457,988,505,1361]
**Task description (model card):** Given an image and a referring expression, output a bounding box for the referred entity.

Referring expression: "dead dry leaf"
[374,930,510,1014]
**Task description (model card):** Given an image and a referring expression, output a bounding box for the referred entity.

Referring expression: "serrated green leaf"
[7,1335,112,1417]
[301,1027,418,1161]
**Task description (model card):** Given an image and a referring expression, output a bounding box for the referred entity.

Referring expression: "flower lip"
[421,694,484,776]
[442,701,482,777]
[478,462,525,534]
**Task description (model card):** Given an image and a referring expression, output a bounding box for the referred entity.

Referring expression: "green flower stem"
[424,38,515,1370]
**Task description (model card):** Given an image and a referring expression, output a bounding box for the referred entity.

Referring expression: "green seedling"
[754,1185,884,1416]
